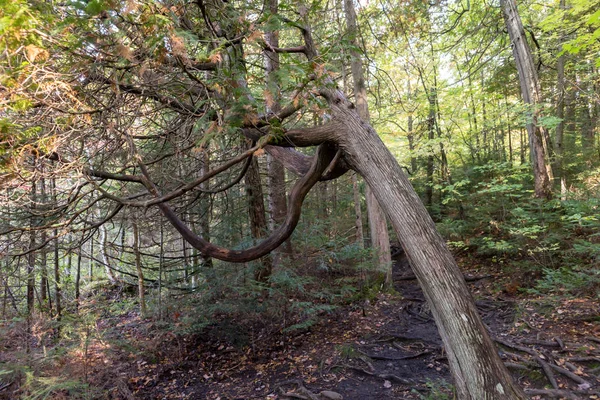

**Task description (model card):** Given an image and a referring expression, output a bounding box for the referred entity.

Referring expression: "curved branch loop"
[144,144,336,262]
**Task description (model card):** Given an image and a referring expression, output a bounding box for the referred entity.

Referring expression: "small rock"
[383,380,392,389]
[320,390,343,400]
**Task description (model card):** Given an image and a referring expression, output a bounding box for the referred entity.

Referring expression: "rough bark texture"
[245,156,273,282]
[501,0,553,199]
[343,0,391,287]
[325,94,527,399]
[263,0,292,260]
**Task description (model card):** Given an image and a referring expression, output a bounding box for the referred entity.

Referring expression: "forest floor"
[2,254,600,399]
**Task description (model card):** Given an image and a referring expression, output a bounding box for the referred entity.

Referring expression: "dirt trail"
[121,254,600,399]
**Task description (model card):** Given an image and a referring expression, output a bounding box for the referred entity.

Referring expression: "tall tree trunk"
[264,0,292,262]
[501,0,553,199]
[51,176,62,323]
[555,0,567,200]
[580,63,596,154]
[132,221,147,318]
[344,0,391,288]
[468,74,481,164]
[99,223,117,284]
[199,151,213,269]
[158,218,164,320]
[425,92,436,208]
[75,247,81,310]
[27,179,36,354]
[88,237,94,281]
[39,176,48,311]
[352,173,364,247]
[245,156,273,282]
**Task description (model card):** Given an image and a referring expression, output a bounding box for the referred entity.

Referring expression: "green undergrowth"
[436,161,600,298]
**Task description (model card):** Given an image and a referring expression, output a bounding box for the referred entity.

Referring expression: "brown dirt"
[2,254,599,399]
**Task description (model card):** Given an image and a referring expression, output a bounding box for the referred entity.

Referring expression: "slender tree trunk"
[99,223,117,284]
[158,219,164,320]
[27,178,36,354]
[501,0,553,199]
[51,176,62,323]
[200,151,213,269]
[39,176,48,311]
[555,1,567,200]
[264,0,292,261]
[504,89,514,164]
[88,237,94,281]
[425,93,436,208]
[245,156,273,282]
[352,173,364,247]
[132,221,147,318]
[75,247,81,310]
[344,0,391,287]
[468,74,481,164]
[53,234,61,322]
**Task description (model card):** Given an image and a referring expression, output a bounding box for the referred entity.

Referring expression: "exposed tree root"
[495,336,599,397]
[340,364,412,385]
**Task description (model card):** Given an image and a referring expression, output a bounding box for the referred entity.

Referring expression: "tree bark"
[245,156,273,282]
[264,0,292,261]
[99,223,117,284]
[51,176,62,323]
[555,0,567,200]
[500,0,553,199]
[27,179,36,354]
[132,220,147,318]
[343,0,391,287]
[352,172,364,247]
[75,246,81,310]
[39,176,48,311]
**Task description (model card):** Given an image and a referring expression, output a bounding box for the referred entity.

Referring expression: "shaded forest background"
[1,0,599,397]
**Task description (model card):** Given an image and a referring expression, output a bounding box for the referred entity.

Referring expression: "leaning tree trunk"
[325,94,526,399]
[501,0,553,199]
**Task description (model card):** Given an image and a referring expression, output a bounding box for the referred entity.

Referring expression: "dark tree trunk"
[245,156,273,282]
[75,247,81,310]
[264,0,292,261]
[200,151,213,269]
